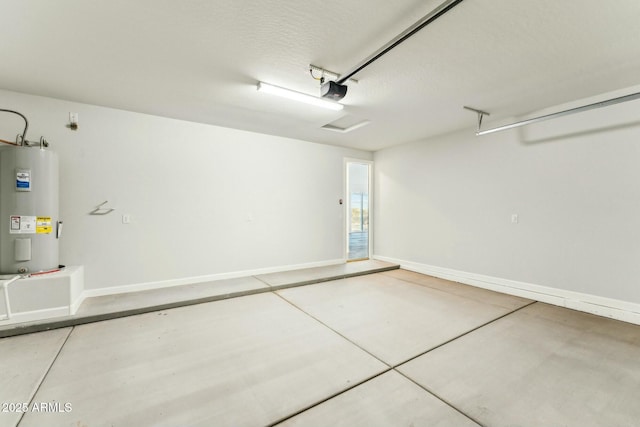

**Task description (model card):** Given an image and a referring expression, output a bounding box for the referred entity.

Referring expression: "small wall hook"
[90,201,115,216]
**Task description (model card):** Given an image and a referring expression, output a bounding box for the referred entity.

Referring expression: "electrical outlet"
[69,112,78,130]
[511,214,519,224]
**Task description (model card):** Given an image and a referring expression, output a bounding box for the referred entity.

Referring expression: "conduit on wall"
[0,276,19,320]
[464,91,640,136]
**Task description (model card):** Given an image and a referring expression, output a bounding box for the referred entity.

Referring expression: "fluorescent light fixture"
[257,82,343,111]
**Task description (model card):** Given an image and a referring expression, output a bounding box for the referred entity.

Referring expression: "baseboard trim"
[70,293,86,316]
[81,258,346,299]
[374,256,640,326]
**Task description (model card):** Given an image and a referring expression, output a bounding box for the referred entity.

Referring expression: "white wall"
[374,87,640,305]
[0,89,371,290]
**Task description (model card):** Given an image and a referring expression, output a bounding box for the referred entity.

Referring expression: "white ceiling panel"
[1,0,638,151]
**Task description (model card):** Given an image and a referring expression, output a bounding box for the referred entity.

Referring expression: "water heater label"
[9,215,36,234]
[16,169,31,192]
[36,217,53,234]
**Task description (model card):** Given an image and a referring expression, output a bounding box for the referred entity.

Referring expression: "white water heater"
[0,146,60,274]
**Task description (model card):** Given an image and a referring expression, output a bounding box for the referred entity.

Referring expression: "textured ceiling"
[1,0,639,151]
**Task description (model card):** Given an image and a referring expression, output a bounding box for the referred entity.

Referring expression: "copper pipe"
[0,138,20,146]
[0,109,29,146]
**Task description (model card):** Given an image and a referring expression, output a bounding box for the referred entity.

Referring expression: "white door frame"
[344,158,374,261]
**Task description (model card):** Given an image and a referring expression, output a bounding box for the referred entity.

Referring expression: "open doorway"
[346,161,371,261]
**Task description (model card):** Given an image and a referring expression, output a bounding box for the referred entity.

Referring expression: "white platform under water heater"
[0,146,60,275]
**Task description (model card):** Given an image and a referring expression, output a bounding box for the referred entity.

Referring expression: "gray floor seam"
[393,300,538,368]
[393,368,485,427]
[270,292,532,427]
[264,369,393,427]
[252,275,272,287]
[273,291,392,368]
[380,302,539,427]
[16,326,74,427]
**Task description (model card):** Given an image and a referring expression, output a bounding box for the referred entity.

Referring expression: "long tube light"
[257,82,344,111]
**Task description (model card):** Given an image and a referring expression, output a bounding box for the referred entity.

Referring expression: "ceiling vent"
[321,116,371,133]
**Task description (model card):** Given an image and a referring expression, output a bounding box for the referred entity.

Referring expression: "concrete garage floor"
[2,269,640,426]
[0,260,398,338]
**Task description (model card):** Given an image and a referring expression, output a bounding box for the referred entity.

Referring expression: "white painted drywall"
[374,86,640,304]
[0,89,371,290]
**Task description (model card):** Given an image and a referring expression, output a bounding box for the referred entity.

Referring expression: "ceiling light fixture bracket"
[463,106,491,133]
[309,65,358,84]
